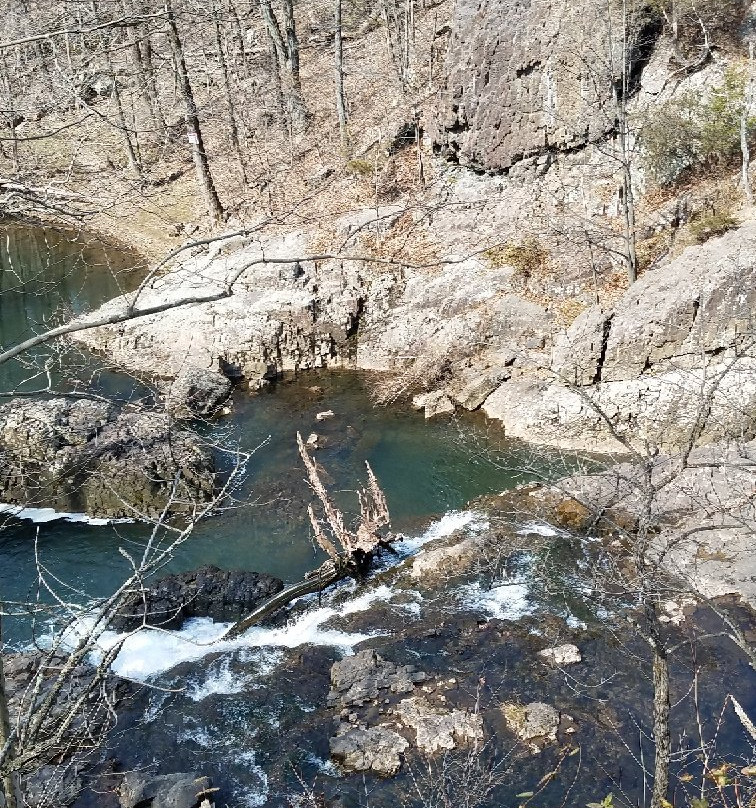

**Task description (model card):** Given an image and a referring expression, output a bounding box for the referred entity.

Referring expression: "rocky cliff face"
[431,0,656,172]
[479,222,756,451]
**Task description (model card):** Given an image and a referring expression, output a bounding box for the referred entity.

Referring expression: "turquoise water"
[0,224,551,641]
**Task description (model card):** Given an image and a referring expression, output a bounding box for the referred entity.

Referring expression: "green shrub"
[641,67,756,187]
[689,209,739,243]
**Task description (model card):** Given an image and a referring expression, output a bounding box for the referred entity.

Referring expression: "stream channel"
[1,224,755,808]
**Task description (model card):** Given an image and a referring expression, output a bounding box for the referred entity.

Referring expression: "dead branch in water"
[222,435,395,641]
[296,431,393,561]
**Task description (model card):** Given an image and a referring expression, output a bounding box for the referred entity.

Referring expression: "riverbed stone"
[329,724,409,776]
[328,649,426,709]
[119,771,214,808]
[412,390,455,419]
[502,701,561,750]
[394,695,483,754]
[163,366,232,419]
[111,564,284,630]
[538,644,582,666]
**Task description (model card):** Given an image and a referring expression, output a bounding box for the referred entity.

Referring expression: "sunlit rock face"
[431,0,660,172]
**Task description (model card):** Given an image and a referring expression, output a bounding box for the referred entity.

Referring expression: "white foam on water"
[516,521,563,537]
[76,511,487,682]
[302,752,341,777]
[0,503,133,526]
[460,580,533,621]
[234,750,268,808]
[87,578,393,681]
[399,510,488,556]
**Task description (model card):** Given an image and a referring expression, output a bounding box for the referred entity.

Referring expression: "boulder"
[502,701,561,750]
[411,391,455,419]
[538,644,582,666]
[328,649,426,709]
[394,696,483,754]
[0,398,216,519]
[111,565,284,630]
[163,367,232,419]
[119,772,214,808]
[329,724,409,777]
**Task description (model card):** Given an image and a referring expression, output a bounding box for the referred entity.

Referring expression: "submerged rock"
[0,397,216,519]
[111,564,284,630]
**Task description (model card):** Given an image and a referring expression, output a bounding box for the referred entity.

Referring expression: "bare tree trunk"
[279,0,307,129]
[122,0,162,140]
[211,0,248,180]
[650,645,671,808]
[333,0,348,149]
[616,0,638,284]
[742,43,754,205]
[102,35,143,181]
[0,53,19,173]
[139,22,168,140]
[164,0,224,223]
[0,618,20,808]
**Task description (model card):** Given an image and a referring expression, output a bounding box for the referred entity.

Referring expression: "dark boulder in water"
[111,564,284,630]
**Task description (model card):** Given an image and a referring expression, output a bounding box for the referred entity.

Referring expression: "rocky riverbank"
[56,495,753,808]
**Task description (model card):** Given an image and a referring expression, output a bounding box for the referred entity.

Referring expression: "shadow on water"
[0,221,148,397]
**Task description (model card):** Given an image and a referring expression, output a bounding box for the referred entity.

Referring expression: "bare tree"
[164,0,225,223]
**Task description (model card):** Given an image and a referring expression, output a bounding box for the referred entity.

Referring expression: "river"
[1,223,754,808]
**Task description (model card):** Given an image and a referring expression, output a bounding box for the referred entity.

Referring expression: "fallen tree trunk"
[222,434,396,640]
[222,560,344,640]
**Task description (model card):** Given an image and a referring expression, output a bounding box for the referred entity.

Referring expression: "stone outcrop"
[3,652,132,808]
[431,0,656,172]
[327,650,483,776]
[329,725,409,776]
[481,222,756,452]
[111,565,284,630]
[0,398,216,519]
[538,644,582,666]
[552,439,756,607]
[72,230,366,386]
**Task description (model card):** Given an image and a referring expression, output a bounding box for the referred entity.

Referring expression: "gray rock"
[502,701,560,749]
[111,565,284,630]
[328,650,425,709]
[483,222,756,452]
[538,644,582,666]
[431,0,642,172]
[411,390,455,418]
[163,367,232,419]
[329,724,409,776]
[0,398,216,519]
[119,771,214,808]
[394,696,483,754]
